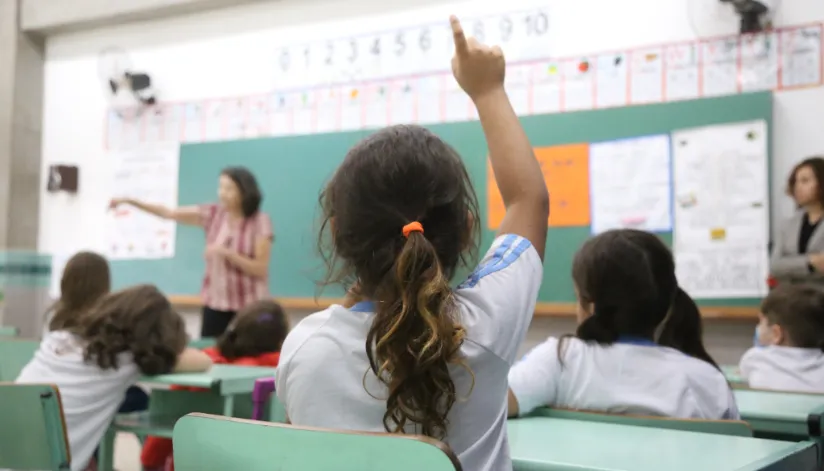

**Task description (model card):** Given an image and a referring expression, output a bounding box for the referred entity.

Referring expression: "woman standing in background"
[770,157,824,286]
[110,166,273,337]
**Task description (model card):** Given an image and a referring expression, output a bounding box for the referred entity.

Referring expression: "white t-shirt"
[277,234,543,471]
[16,331,141,471]
[508,337,739,420]
[739,346,824,393]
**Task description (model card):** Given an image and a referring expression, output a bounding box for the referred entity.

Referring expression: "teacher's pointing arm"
[110,197,202,226]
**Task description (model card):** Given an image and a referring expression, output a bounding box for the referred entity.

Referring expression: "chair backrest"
[0,325,19,337]
[0,339,39,381]
[0,383,71,470]
[530,408,753,437]
[174,413,462,471]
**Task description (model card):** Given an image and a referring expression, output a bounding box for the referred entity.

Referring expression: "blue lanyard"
[350,301,376,313]
[616,336,657,347]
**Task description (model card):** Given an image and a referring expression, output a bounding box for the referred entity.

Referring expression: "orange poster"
[487,143,591,229]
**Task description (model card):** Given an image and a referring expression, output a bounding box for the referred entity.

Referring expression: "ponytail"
[365,229,470,440]
[656,287,720,370]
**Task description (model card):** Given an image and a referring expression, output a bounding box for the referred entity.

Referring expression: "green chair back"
[0,325,19,337]
[530,408,753,437]
[0,339,39,381]
[0,383,71,470]
[173,413,462,471]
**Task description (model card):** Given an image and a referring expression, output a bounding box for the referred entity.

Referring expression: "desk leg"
[222,395,235,417]
[97,427,116,471]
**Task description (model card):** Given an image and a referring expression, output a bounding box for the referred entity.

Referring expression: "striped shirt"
[199,204,273,311]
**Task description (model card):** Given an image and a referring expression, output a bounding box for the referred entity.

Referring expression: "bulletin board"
[109,91,773,308]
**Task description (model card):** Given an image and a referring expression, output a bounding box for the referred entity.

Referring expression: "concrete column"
[0,0,49,337]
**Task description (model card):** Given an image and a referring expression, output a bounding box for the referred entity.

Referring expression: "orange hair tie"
[402,221,424,238]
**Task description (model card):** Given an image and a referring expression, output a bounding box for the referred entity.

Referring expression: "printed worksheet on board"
[672,120,770,298]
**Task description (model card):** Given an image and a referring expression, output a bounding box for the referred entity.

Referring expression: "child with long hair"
[140,299,289,471]
[276,16,549,471]
[740,284,824,392]
[508,229,738,420]
[17,285,213,471]
[46,251,111,333]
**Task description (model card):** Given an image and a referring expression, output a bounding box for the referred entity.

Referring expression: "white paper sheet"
[562,58,595,111]
[589,135,673,234]
[739,31,779,92]
[532,62,561,115]
[665,43,700,102]
[781,25,823,89]
[629,47,664,104]
[107,144,180,260]
[595,53,628,109]
[672,120,770,298]
[701,38,739,97]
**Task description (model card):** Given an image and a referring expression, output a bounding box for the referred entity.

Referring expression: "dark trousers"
[201,306,237,337]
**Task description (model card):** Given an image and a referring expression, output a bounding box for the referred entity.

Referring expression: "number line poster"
[105,19,823,150]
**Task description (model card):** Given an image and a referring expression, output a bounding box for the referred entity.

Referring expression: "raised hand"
[450,15,506,101]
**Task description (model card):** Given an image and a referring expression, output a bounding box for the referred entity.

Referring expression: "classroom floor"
[113,433,142,471]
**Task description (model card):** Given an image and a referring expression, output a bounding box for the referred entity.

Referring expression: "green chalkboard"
[111,92,773,307]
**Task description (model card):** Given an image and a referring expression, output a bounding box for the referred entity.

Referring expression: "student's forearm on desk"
[174,347,213,373]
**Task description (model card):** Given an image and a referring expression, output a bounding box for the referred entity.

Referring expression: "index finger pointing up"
[450,15,468,55]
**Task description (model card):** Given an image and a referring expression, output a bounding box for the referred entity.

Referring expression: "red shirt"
[201,346,280,367]
[199,203,273,311]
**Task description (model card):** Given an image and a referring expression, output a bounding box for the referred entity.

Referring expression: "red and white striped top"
[199,204,273,312]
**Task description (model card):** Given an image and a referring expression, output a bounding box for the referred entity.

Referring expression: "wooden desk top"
[169,295,759,320]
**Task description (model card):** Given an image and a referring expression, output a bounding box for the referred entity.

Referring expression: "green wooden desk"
[99,365,277,471]
[734,389,824,437]
[508,417,818,471]
[722,364,746,386]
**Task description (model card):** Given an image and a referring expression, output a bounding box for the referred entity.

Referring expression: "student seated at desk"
[45,252,150,417]
[277,17,548,471]
[739,284,824,393]
[141,299,289,471]
[16,284,213,471]
[508,229,739,420]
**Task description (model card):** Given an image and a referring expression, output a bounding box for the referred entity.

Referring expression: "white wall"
[38,0,824,254]
[36,0,824,361]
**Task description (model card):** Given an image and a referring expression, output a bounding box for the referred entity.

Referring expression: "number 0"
[525,12,548,35]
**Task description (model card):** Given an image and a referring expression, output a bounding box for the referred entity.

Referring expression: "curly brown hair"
[217,299,289,360]
[70,284,188,375]
[318,125,479,439]
[49,251,111,331]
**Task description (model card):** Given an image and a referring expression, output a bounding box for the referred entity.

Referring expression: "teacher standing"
[110,166,273,336]
[770,157,824,286]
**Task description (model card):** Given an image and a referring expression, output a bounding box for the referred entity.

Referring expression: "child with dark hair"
[45,251,111,334]
[276,16,549,471]
[141,299,288,471]
[740,284,824,392]
[508,229,738,420]
[17,285,213,471]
